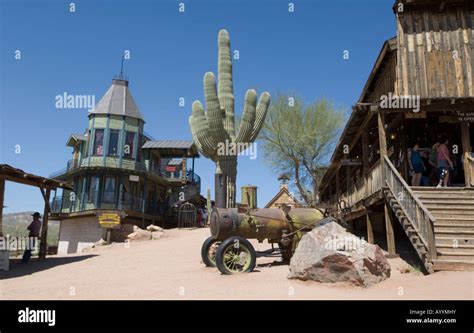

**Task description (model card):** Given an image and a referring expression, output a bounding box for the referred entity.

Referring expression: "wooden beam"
[39,187,51,213]
[366,213,374,244]
[0,175,58,190]
[0,178,4,237]
[39,188,51,260]
[377,111,387,179]
[461,122,472,187]
[384,203,396,255]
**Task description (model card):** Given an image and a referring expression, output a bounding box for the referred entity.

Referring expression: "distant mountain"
[2,211,60,245]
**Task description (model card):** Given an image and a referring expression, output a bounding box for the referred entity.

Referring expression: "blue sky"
[0,0,396,213]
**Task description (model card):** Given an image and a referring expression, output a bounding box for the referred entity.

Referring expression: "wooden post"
[39,188,51,260]
[384,204,396,255]
[400,120,409,181]
[366,212,374,244]
[461,122,472,187]
[0,178,4,237]
[378,110,396,254]
[377,111,387,174]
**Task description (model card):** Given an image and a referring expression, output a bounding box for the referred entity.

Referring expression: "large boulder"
[146,224,164,232]
[288,219,390,287]
[127,227,152,241]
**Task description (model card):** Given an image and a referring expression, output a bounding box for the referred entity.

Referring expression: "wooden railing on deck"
[340,159,383,208]
[383,156,437,260]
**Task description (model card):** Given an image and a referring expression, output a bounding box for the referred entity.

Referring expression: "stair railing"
[383,156,437,260]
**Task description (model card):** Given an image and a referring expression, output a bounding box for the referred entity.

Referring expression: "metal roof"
[142,140,194,149]
[89,79,144,121]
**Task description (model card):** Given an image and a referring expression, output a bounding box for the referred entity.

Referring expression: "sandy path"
[0,228,473,300]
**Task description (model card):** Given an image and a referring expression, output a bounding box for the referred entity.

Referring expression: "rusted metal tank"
[209,207,324,242]
[203,207,325,275]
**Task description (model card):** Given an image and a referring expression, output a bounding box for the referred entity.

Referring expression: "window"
[108,130,120,156]
[124,131,135,159]
[93,129,104,156]
[103,176,116,203]
[85,129,91,157]
[88,176,99,203]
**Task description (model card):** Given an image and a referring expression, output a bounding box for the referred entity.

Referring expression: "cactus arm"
[189,100,216,159]
[204,72,228,145]
[248,91,271,142]
[217,29,235,140]
[236,89,257,144]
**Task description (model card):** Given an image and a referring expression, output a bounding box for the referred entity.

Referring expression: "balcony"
[49,159,81,178]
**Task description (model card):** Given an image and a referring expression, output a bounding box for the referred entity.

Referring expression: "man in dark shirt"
[22,212,42,263]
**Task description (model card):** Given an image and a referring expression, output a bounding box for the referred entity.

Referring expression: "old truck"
[201,206,325,274]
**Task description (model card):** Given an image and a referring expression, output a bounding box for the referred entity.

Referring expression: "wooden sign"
[404,111,427,119]
[98,212,121,229]
[341,159,362,166]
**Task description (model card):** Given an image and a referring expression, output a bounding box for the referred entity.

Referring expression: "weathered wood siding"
[397,6,474,98]
[366,53,398,102]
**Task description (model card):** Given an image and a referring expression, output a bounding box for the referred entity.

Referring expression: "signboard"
[98,212,122,229]
[404,111,427,119]
[455,111,474,122]
[341,159,362,166]
[129,175,139,182]
[166,165,176,172]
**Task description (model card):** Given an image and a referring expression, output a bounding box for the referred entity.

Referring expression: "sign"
[455,111,474,122]
[166,165,176,172]
[98,212,121,229]
[404,111,427,119]
[341,159,362,166]
[129,175,139,182]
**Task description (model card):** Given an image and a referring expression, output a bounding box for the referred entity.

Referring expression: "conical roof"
[90,79,144,121]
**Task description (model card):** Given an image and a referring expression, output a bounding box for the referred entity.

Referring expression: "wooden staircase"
[412,187,474,271]
[382,156,474,273]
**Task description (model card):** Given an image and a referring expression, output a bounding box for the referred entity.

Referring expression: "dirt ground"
[0,228,473,300]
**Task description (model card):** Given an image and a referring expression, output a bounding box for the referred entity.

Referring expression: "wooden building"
[49,77,202,254]
[319,0,474,272]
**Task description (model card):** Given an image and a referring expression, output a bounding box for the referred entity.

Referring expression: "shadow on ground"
[0,255,98,280]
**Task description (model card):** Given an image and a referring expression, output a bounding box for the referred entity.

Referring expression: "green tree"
[260,95,346,206]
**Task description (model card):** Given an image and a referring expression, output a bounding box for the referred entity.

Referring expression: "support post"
[0,178,4,237]
[461,122,472,187]
[384,203,396,255]
[366,212,374,244]
[378,110,396,254]
[39,188,51,260]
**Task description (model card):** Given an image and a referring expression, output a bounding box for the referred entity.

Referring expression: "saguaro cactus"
[189,29,270,208]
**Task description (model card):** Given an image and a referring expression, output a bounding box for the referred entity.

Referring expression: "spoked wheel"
[201,236,221,267]
[215,236,256,274]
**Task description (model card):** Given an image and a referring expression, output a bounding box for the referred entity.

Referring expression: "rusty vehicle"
[201,206,325,274]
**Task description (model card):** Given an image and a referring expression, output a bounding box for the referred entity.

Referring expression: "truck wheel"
[201,236,221,267]
[278,242,293,261]
[215,236,256,274]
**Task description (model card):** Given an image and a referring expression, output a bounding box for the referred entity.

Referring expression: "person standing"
[409,142,425,186]
[436,136,453,188]
[22,212,42,263]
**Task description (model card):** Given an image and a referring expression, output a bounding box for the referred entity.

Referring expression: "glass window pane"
[124,132,135,158]
[103,176,116,202]
[108,130,120,156]
[93,129,104,156]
